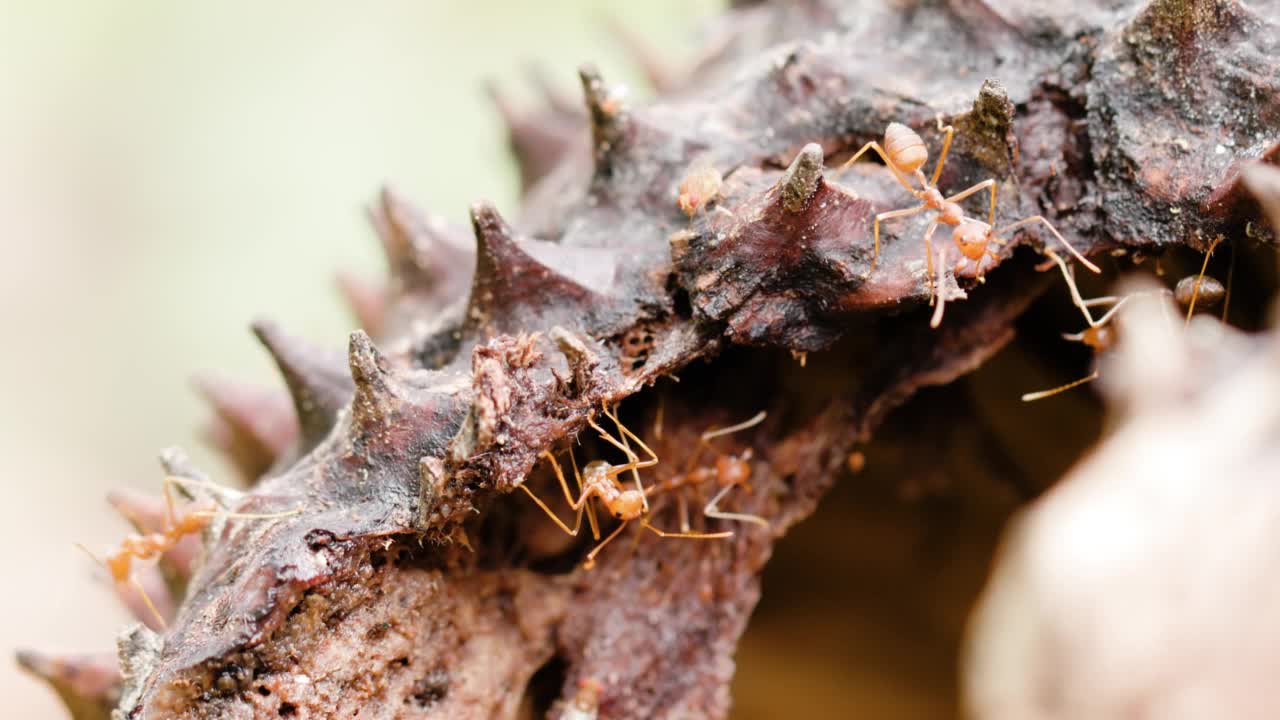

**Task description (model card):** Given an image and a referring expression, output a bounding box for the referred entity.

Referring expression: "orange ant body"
[644,410,769,532]
[677,156,724,217]
[560,677,602,720]
[1020,246,1228,402]
[81,476,299,628]
[518,404,733,569]
[837,119,1100,317]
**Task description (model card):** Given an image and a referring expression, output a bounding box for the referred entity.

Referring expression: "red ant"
[644,410,769,532]
[79,475,300,628]
[517,403,733,569]
[1022,235,1232,401]
[677,156,724,217]
[837,119,1100,320]
[559,677,602,720]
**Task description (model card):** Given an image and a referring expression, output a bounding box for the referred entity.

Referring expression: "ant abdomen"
[1174,274,1225,311]
[883,122,928,173]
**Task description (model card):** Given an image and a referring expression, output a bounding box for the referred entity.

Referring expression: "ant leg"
[686,410,766,475]
[568,446,600,540]
[160,477,180,530]
[604,403,659,467]
[164,475,302,522]
[1184,235,1223,324]
[930,245,950,329]
[678,492,691,533]
[929,124,957,188]
[700,411,767,442]
[129,576,168,630]
[640,520,733,541]
[836,142,920,196]
[702,484,768,528]
[517,452,586,538]
[873,205,927,268]
[602,403,650,512]
[1021,370,1101,402]
[584,520,630,569]
[922,217,941,299]
[944,179,997,227]
[1090,296,1132,328]
[1042,250,1107,327]
[592,410,658,478]
[188,506,303,522]
[997,216,1101,274]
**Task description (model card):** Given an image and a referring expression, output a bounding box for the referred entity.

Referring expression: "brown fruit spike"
[1242,163,1280,232]
[604,15,678,93]
[367,187,475,308]
[334,271,387,337]
[578,64,630,175]
[466,202,610,336]
[192,375,297,482]
[252,319,353,449]
[16,650,121,720]
[779,143,825,213]
[486,80,582,192]
[347,329,402,434]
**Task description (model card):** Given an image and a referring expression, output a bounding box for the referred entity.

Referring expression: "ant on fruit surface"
[1020,243,1229,402]
[78,475,300,628]
[836,118,1100,320]
[643,409,769,533]
[559,677,602,720]
[517,402,735,569]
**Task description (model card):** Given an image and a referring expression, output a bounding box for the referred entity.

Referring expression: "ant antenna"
[1183,235,1223,325]
[700,410,766,442]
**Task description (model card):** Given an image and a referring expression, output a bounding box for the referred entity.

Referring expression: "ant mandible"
[517,402,732,570]
[645,410,769,532]
[837,118,1100,302]
[79,475,300,628]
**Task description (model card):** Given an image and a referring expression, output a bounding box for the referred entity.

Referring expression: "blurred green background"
[0,2,721,716]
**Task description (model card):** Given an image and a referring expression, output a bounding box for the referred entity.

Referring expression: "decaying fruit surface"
[19,1,1278,718]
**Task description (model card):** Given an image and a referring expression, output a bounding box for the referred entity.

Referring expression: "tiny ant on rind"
[519,403,767,570]
[559,677,602,720]
[837,118,1099,327]
[78,475,301,629]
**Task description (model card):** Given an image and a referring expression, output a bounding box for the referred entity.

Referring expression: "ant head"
[1082,324,1116,351]
[677,191,701,217]
[884,123,927,173]
[953,222,991,261]
[612,490,645,521]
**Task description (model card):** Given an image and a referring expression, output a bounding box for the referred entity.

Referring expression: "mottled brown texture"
[22,1,1279,718]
